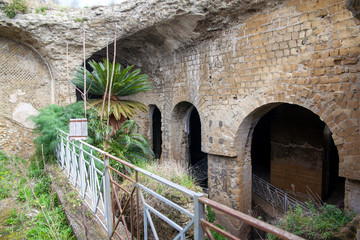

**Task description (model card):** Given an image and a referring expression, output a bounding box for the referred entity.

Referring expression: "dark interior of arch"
[189,108,208,188]
[152,106,162,159]
[251,103,344,204]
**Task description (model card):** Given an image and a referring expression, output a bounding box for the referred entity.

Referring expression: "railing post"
[72,144,77,186]
[60,136,65,169]
[104,156,113,239]
[66,135,70,176]
[79,142,85,198]
[194,193,205,240]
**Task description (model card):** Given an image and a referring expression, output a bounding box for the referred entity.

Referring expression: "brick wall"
[138,0,360,215]
[270,161,323,196]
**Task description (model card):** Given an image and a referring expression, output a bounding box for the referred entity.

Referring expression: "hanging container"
[69,118,88,140]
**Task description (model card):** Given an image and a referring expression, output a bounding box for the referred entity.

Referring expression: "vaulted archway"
[150,105,162,159]
[171,102,208,187]
[251,103,344,204]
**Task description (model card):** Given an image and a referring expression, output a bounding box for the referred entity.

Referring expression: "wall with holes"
[0,36,53,158]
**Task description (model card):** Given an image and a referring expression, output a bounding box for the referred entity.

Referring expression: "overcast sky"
[57,0,125,8]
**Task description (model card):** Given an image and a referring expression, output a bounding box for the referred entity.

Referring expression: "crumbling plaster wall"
[0,0,359,225]
[0,37,53,158]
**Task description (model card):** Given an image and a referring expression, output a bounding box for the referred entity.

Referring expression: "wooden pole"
[66,42,72,104]
[106,24,117,127]
[83,27,87,117]
[100,45,110,121]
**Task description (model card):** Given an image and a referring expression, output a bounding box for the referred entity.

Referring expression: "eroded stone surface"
[0,1,359,233]
[12,102,39,129]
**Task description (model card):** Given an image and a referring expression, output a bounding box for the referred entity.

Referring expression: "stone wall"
[0,0,359,235]
[142,0,360,217]
[0,37,53,158]
[269,105,324,196]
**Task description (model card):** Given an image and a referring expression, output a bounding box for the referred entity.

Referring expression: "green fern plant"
[107,119,154,172]
[30,102,85,157]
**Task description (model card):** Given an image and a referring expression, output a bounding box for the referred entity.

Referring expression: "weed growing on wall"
[0,0,27,18]
[267,203,355,240]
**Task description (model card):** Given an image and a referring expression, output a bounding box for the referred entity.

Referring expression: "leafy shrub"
[120,160,202,239]
[107,119,154,172]
[31,102,85,157]
[268,203,355,240]
[1,0,27,18]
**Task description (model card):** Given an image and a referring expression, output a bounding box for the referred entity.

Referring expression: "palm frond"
[71,59,152,121]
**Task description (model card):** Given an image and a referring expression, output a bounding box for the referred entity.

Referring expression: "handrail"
[252,174,308,212]
[56,129,305,240]
[199,197,305,240]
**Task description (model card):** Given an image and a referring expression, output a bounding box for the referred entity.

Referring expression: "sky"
[57,0,125,8]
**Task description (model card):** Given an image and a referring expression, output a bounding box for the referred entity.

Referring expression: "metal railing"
[56,130,109,230]
[56,130,304,240]
[252,174,308,213]
[199,197,304,240]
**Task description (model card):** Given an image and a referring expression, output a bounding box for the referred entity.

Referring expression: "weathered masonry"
[1,0,359,236]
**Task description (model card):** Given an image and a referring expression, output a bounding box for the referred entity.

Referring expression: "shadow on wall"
[251,103,344,205]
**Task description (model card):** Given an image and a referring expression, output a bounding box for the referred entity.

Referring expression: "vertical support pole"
[136,171,140,240]
[144,206,148,240]
[79,142,85,198]
[284,193,288,212]
[72,144,77,186]
[104,156,113,239]
[66,136,70,176]
[194,193,205,240]
[61,137,65,169]
[90,148,96,211]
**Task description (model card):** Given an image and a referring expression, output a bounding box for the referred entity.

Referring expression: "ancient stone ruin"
[1,0,360,236]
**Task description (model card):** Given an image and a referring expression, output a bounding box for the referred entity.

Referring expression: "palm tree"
[72,59,152,132]
[108,119,154,171]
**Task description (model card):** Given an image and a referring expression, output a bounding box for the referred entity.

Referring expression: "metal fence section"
[252,174,308,213]
[106,153,207,240]
[56,129,109,231]
[198,197,305,240]
[56,130,305,240]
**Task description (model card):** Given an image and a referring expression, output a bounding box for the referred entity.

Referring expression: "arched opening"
[151,106,162,159]
[188,107,208,188]
[171,102,208,187]
[251,103,344,204]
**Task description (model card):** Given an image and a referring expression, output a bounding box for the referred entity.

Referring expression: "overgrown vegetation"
[120,160,202,239]
[108,119,154,170]
[72,59,152,126]
[1,0,27,18]
[32,59,153,167]
[206,206,228,240]
[0,151,74,239]
[31,101,85,157]
[268,203,355,240]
